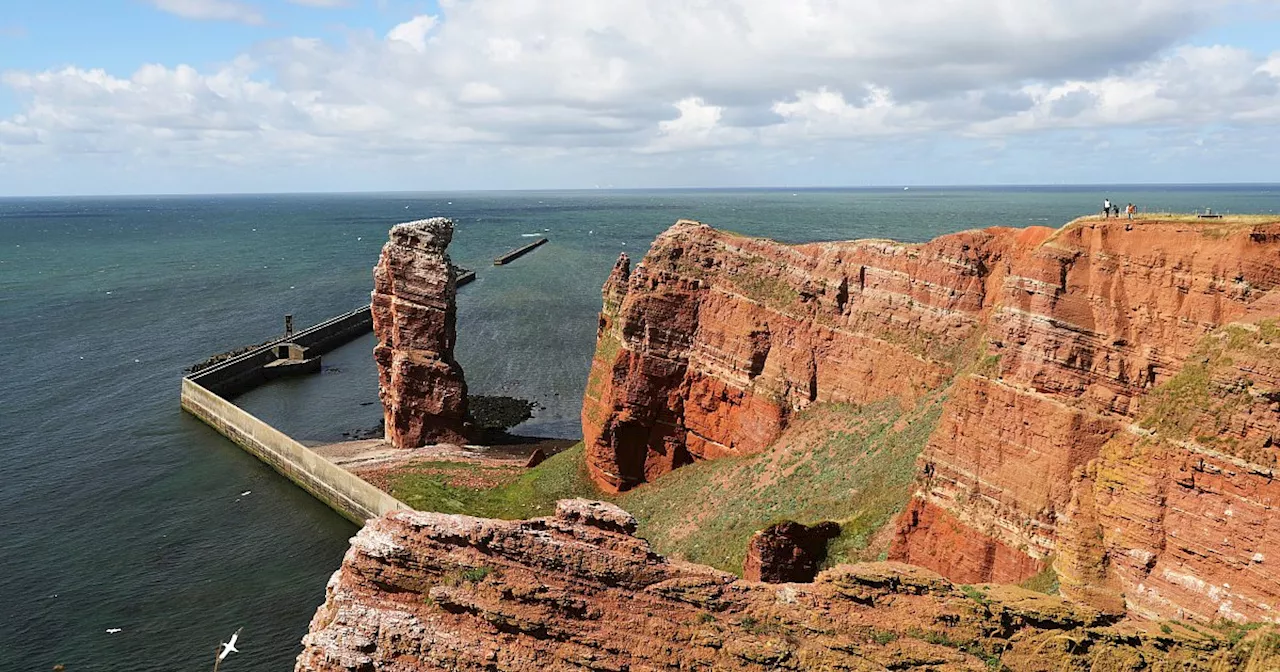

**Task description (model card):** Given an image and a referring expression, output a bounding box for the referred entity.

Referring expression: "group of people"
[1102,198,1137,219]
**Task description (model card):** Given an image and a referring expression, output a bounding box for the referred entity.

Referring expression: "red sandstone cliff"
[373,218,468,448]
[582,220,1038,491]
[296,502,1278,671]
[582,216,1280,623]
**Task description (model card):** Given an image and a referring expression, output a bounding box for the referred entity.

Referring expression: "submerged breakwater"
[4,187,1280,671]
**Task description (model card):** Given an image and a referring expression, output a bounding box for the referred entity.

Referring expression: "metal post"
[285,314,294,339]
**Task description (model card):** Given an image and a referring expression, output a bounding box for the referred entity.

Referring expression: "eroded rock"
[743,521,839,583]
[581,216,1280,622]
[295,502,1277,671]
[372,218,468,448]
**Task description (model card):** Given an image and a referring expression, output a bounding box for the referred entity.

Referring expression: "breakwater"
[494,237,548,265]
[181,378,406,524]
[181,305,408,523]
[189,305,372,397]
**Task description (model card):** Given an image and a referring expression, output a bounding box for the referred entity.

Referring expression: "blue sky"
[0,1,435,83]
[1,0,1279,196]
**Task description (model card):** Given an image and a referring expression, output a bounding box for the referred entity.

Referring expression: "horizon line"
[3,181,1280,200]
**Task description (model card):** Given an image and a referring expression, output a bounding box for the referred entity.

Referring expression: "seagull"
[105,628,122,634]
[240,491,251,496]
[219,628,242,661]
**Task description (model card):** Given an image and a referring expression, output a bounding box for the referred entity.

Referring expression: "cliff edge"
[582,216,1280,622]
[296,502,1278,671]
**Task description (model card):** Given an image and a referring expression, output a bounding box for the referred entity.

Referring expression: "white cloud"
[147,0,266,25]
[968,45,1280,135]
[769,86,938,138]
[4,0,1280,191]
[386,15,438,52]
[660,98,722,135]
[646,97,751,152]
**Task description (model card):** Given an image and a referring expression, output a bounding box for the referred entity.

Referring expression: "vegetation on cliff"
[1139,319,1280,466]
[297,501,1280,672]
[388,446,595,519]
[396,215,1280,626]
[391,396,940,576]
[619,398,940,573]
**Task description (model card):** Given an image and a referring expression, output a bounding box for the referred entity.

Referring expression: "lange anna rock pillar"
[372,218,468,448]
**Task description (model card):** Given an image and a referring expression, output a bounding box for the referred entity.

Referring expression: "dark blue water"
[3,186,1278,671]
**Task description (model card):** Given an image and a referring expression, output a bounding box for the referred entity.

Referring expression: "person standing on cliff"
[1103,198,1112,217]
[1126,203,1135,220]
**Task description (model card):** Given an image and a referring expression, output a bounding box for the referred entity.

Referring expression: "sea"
[3,185,1278,671]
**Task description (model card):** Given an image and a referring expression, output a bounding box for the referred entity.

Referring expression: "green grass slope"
[618,398,941,573]
[390,396,942,576]
[388,447,599,520]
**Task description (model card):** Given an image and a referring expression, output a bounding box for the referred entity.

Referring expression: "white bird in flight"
[105,628,122,634]
[240,491,251,496]
[219,628,242,661]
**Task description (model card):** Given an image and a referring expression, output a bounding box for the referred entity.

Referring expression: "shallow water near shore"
[2,185,1279,671]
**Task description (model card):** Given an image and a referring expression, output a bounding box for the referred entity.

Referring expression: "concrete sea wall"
[191,305,372,397]
[182,304,406,524]
[182,377,406,524]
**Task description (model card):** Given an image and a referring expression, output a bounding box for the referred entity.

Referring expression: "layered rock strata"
[583,217,1280,622]
[296,502,1278,671]
[373,218,468,448]
[583,220,1040,492]
[743,521,840,583]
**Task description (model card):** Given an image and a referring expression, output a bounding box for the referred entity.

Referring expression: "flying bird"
[240,491,251,496]
[219,628,242,661]
[105,628,122,634]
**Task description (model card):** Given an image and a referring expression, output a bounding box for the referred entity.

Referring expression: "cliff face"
[583,219,1043,492]
[583,217,1280,622]
[296,502,1279,672]
[372,218,468,448]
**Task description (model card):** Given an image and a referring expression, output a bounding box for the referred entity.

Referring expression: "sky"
[1,0,1279,196]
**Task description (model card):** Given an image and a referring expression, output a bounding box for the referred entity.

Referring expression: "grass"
[974,353,1002,379]
[616,398,943,573]
[733,270,801,308]
[1139,320,1280,465]
[1018,561,1060,595]
[461,566,493,583]
[868,628,899,645]
[388,446,600,519]
[961,585,993,606]
[907,627,1003,669]
[1210,620,1267,646]
[390,396,941,576]
[1043,213,1280,247]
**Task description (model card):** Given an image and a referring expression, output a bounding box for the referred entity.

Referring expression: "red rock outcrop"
[582,216,1280,622]
[296,501,1279,671]
[373,218,468,448]
[743,521,840,583]
[583,219,1044,492]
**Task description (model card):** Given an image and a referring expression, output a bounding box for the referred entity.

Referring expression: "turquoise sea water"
[3,186,1279,671]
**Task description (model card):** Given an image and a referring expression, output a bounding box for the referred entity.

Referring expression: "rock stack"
[372,218,468,448]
